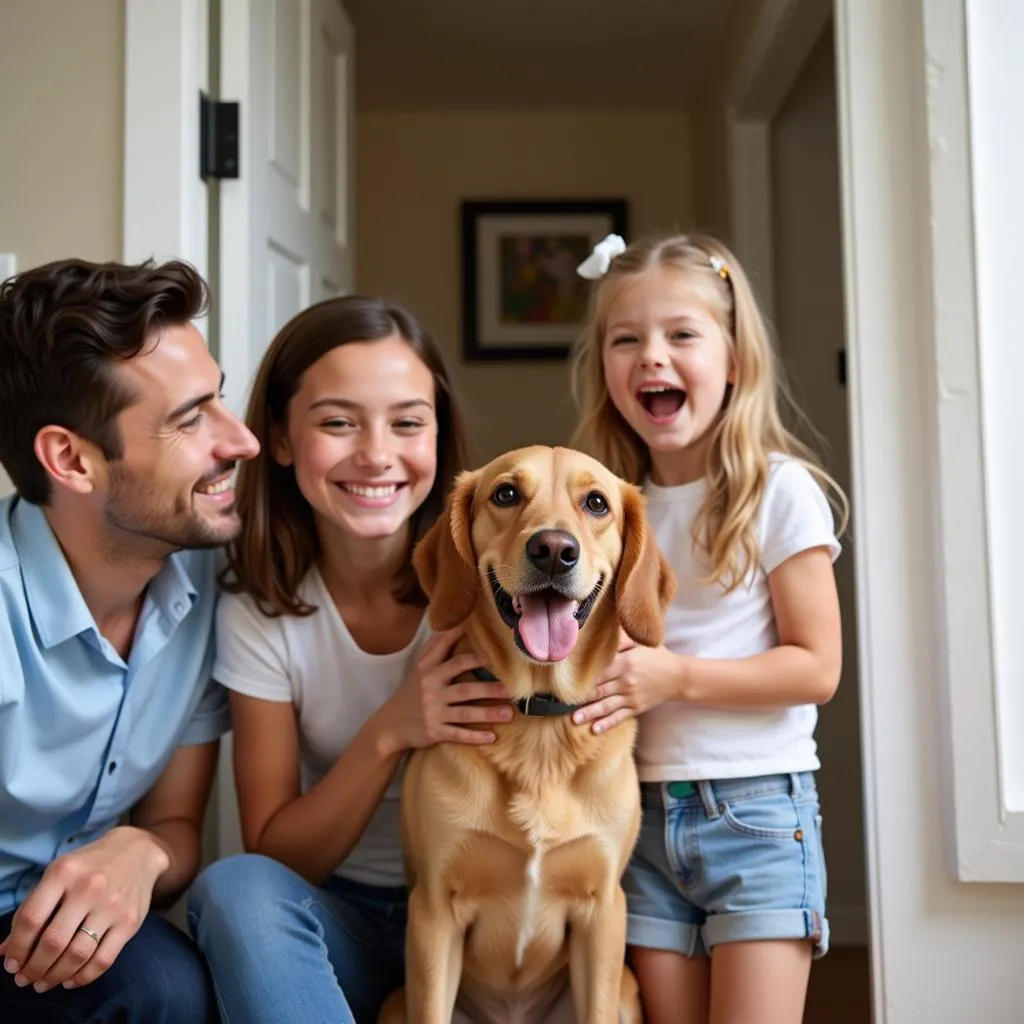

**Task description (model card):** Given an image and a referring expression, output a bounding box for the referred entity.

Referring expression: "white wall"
[836,0,1024,1019]
[770,26,865,945]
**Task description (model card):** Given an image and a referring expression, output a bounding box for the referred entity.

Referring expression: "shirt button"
[173,601,185,615]
[108,761,117,775]
[66,836,75,845]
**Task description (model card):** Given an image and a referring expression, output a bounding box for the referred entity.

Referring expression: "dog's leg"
[405,886,465,1024]
[568,885,629,1024]
[617,965,643,1024]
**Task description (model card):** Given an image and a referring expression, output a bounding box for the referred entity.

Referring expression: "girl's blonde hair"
[570,232,848,591]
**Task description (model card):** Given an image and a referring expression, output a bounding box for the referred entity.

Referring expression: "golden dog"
[379,445,675,1024]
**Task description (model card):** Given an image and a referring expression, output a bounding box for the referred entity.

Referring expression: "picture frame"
[460,198,629,361]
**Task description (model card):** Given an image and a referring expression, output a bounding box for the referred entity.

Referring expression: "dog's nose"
[525,529,580,576]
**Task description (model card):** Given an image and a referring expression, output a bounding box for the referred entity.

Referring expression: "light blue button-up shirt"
[0,496,230,915]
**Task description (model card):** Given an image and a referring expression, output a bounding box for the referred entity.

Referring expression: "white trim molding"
[123,0,210,314]
[726,0,831,317]
[834,0,933,1014]
[924,0,1024,882]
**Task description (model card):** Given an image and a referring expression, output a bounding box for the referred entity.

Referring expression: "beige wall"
[0,0,124,496]
[0,0,124,271]
[771,27,866,941]
[356,110,694,462]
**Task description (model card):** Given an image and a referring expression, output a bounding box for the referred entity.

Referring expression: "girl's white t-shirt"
[637,456,841,782]
[213,567,430,888]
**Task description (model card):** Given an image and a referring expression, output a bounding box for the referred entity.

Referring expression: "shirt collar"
[11,498,199,649]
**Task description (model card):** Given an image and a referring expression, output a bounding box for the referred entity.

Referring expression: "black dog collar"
[472,667,581,718]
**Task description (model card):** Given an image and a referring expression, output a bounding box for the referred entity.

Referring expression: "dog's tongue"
[517,592,580,662]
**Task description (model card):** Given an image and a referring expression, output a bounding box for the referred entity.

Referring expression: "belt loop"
[698,780,720,819]
[789,772,803,796]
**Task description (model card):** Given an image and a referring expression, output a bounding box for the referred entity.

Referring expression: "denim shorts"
[624,772,828,959]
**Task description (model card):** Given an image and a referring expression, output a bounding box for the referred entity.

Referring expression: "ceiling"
[344,0,737,112]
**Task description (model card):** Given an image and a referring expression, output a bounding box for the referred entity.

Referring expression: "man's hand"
[0,825,168,993]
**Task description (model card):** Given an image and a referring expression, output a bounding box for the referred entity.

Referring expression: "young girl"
[186,296,511,1023]
[570,233,847,1024]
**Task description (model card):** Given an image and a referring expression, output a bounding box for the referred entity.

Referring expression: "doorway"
[349,1,869,1020]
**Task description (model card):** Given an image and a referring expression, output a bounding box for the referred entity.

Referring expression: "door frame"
[725,0,832,318]
[123,0,211,326]
[122,2,997,1019]
[727,0,866,951]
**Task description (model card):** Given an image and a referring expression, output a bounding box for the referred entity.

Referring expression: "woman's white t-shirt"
[214,567,430,888]
[637,456,841,783]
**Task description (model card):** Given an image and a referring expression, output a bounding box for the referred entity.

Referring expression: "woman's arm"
[230,690,402,884]
[232,627,511,884]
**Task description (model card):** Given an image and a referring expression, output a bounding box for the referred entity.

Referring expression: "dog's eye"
[492,483,520,507]
[584,491,609,516]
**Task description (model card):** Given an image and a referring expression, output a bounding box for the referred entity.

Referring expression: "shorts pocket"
[720,792,801,841]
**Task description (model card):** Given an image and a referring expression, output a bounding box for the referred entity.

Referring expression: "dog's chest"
[506,786,574,848]
[502,791,609,967]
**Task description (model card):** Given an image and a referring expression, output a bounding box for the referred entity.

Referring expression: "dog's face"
[413,446,675,671]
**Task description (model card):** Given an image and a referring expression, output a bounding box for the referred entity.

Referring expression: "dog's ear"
[614,484,676,647]
[412,470,481,630]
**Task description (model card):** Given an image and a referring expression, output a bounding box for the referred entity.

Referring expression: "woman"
[188,296,510,1023]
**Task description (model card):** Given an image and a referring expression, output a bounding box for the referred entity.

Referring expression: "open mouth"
[638,384,687,421]
[487,569,604,663]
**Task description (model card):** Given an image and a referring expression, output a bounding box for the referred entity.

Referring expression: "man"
[0,258,259,1022]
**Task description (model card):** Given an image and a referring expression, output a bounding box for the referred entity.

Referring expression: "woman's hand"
[572,632,688,734]
[375,626,512,754]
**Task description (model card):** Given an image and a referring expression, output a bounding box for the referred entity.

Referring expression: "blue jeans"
[188,853,408,1024]
[625,772,829,958]
[0,908,217,1023]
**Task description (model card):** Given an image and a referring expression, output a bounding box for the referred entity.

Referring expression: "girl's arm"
[675,545,842,707]
[574,546,841,731]
[232,627,510,884]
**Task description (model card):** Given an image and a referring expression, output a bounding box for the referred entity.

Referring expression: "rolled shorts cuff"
[704,907,830,959]
[627,911,706,958]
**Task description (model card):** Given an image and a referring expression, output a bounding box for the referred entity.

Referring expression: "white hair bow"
[576,233,626,280]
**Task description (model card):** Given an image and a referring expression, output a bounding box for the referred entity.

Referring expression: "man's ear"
[412,470,481,630]
[614,483,676,647]
[33,426,100,496]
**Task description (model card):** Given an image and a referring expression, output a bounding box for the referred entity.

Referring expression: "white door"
[219,0,355,418]
[216,0,356,857]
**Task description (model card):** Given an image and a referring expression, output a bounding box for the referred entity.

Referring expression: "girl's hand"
[573,631,687,734]
[376,626,513,754]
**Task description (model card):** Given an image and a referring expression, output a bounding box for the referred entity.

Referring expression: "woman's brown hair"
[221,295,470,617]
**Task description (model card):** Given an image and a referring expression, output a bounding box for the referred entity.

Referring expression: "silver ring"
[77,925,101,944]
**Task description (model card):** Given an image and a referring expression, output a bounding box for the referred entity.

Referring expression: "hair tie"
[576,234,627,280]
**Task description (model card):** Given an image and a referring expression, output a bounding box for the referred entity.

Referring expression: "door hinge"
[199,93,240,180]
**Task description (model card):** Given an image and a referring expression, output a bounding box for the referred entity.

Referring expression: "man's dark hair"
[0,258,208,504]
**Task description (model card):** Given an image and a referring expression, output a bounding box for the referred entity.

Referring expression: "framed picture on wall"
[460,198,629,361]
